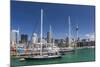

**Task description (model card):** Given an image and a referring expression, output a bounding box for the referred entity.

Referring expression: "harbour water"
[11,48,95,67]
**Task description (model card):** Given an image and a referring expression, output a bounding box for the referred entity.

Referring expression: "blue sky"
[11,1,95,40]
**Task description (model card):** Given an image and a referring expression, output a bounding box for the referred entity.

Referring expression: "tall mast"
[68,16,71,47]
[50,25,51,43]
[76,24,79,40]
[40,9,43,56]
[17,27,19,44]
[76,24,79,44]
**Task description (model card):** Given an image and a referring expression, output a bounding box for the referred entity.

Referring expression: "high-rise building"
[21,34,28,43]
[47,32,52,43]
[65,37,69,47]
[11,29,19,44]
[32,33,38,43]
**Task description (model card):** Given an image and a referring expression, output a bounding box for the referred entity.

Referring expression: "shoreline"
[75,46,95,49]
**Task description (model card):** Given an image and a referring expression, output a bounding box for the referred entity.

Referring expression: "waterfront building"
[21,34,28,43]
[10,29,20,56]
[32,33,38,44]
[11,29,19,44]
[42,38,47,44]
[65,37,69,47]
[47,32,52,43]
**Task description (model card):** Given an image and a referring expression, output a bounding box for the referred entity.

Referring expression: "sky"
[11,1,95,40]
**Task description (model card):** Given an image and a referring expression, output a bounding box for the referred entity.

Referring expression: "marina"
[11,1,95,67]
[10,8,95,65]
[11,48,95,67]
[10,8,95,66]
[11,9,75,59]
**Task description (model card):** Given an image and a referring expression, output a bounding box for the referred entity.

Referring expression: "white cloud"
[85,34,90,37]
[85,33,95,41]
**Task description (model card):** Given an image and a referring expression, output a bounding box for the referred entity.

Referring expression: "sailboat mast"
[40,9,43,56]
[50,25,51,43]
[76,24,79,40]
[76,24,79,43]
[68,16,71,47]
[17,27,19,44]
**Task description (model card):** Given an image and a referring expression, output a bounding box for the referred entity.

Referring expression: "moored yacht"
[24,9,61,59]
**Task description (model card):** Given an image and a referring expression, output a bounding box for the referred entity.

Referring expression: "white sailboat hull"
[25,55,61,60]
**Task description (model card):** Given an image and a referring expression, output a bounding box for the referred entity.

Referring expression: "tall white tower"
[32,33,38,44]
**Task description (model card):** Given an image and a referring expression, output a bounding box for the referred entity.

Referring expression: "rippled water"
[11,48,95,67]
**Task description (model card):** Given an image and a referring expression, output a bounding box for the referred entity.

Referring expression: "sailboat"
[24,9,61,60]
[59,16,75,54]
[67,16,75,51]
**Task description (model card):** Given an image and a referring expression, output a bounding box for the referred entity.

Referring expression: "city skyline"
[11,1,95,40]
